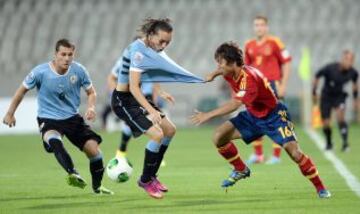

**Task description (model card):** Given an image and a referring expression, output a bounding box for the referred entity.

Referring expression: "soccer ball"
[106,157,133,183]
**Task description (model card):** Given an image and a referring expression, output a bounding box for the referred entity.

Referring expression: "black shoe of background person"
[341,143,350,152]
[325,143,333,151]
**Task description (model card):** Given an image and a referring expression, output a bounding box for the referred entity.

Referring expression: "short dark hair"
[214,42,244,66]
[254,15,268,24]
[343,49,355,57]
[139,18,173,37]
[55,39,75,52]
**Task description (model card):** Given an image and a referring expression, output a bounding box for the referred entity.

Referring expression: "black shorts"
[111,90,163,138]
[320,93,347,119]
[37,114,102,150]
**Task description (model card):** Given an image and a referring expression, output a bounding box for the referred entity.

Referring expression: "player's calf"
[48,138,77,174]
[284,142,330,197]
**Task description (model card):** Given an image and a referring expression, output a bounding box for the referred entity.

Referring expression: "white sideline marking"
[305,128,360,197]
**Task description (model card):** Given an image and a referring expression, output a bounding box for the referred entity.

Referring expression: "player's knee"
[83,139,100,157]
[151,130,164,142]
[45,131,63,150]
[165,124,176,137]
[48,138,65,153]
[89,151,103,162]
[43,130,61,143]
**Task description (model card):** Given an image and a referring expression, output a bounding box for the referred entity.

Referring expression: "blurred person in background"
[312,50,359,152]
[244,15,292,165]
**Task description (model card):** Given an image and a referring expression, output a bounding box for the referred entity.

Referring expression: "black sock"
[323,127,332,147]
[48,138,76,174]
[119,133,132,152]
[90,155,104,190]
[153,145,168,176]
[141,149,159,183]
[338,122,348,146]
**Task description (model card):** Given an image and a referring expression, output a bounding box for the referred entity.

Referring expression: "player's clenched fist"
[3,114,16,127]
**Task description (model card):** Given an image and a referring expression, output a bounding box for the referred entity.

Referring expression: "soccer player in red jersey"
[244,15,292,164]
[193,42,330,198]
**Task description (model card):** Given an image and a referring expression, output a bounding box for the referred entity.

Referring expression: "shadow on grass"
[0,194,86,202]
[122,197,271,210]
[22,197,142,210]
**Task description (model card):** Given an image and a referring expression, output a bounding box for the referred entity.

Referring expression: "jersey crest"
[133,51,144,67]
[70,75,78,84]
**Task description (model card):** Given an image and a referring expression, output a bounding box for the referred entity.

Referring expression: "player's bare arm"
[312,77,320,104]
[153,83,175,105]
[107,73,117,91]
[205,69,223,82]
[130,70,162,124]
[3,85,29,127]
[278,62,291,98]
[191,99,242,125]
[85,86,97,121]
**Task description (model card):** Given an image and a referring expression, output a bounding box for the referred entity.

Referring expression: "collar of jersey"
[48,61,71,76]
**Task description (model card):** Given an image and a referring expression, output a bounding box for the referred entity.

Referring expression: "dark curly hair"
[214,42,244,66]
[139,18,173,37]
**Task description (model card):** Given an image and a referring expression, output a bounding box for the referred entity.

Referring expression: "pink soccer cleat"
[152,177,168,192]
[137,180,163,199]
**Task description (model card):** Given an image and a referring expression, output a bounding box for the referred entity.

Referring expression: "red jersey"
[224,66,278,118]
[244,36,291,81]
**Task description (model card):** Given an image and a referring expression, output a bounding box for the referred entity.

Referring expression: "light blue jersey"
[116,39,203,84]
[23,61,92,120]
[111,60,153,96]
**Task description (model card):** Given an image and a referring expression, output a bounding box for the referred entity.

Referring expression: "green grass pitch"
[1,125,360,213]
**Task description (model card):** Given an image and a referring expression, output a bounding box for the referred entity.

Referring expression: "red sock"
[218,142,246,172]
[272,144,282,158]
[298,154,326,192]
[253,139,263,156]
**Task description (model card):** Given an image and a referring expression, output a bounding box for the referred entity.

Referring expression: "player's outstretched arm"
[205,70,223,82]
[85,86,97,121]
[3,85,29,127]
[190,99,242,125]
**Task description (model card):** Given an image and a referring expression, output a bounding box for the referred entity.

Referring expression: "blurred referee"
[313,50,359,151]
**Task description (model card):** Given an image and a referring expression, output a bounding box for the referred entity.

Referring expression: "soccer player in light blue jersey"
[111,18,178,199]
[3,39,113,195]
[107,64,162,158]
